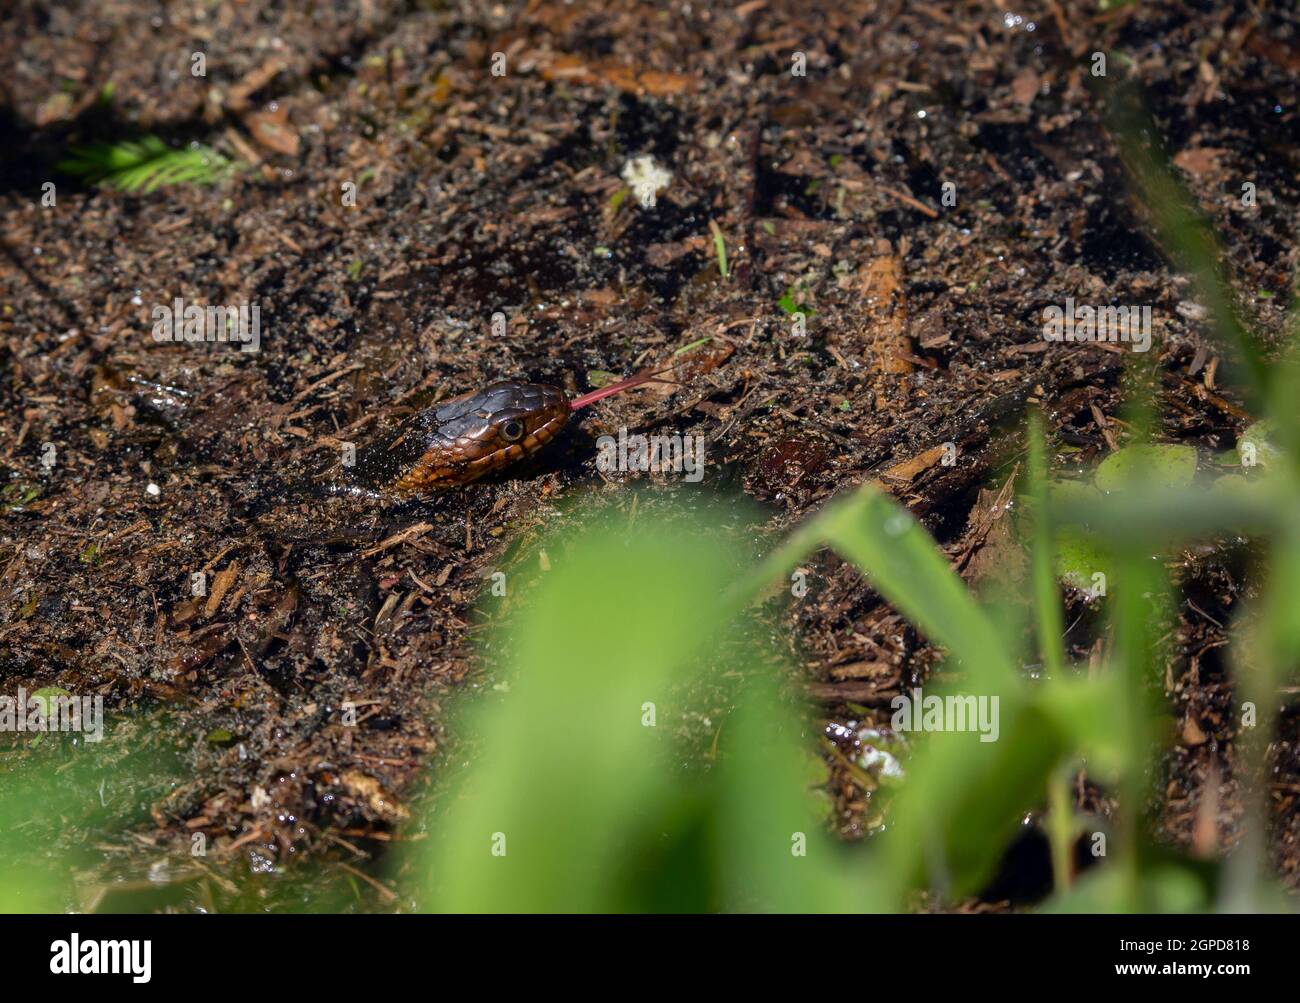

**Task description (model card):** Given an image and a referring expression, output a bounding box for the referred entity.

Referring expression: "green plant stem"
[1046,765,1075,893]
[1028,412,1065,678]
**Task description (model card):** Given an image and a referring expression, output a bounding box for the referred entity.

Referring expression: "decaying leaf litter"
[1,0,1299,909]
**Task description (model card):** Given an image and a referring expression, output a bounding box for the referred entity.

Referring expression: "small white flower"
[621,156,672,202]
[855,727,906,779]
[858,745,905,780]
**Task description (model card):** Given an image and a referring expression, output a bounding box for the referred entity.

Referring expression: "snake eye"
[501,419,525,442]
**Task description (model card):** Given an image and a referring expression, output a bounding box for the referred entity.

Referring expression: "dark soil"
[2,0,1298,910]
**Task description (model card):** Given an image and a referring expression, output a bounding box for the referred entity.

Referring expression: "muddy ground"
[1,0,1299,911]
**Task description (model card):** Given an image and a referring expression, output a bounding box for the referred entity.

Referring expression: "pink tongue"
[568,369,662,411]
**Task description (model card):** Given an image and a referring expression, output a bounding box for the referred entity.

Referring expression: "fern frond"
[57,136,236,193]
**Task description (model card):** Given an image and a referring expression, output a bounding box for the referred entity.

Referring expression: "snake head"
[363,380,571,493]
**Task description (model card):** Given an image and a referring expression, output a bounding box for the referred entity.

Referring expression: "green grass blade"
[1027,412,1064,678]
[1102,80,1271,408]
[1051,483,1281,545]
[738,483,1015,684]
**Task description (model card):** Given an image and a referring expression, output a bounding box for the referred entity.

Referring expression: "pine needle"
[57,136,236,193]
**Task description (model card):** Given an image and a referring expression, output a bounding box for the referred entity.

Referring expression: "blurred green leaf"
[418,501,852,912]
[1045,863,1209,914]
[1094,444,1196,493]
[741,485,1014,685]
[1048,480,1109,591]
[1238,420,1282,470]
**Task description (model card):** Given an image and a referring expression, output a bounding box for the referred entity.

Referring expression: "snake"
[354,369,661,494]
